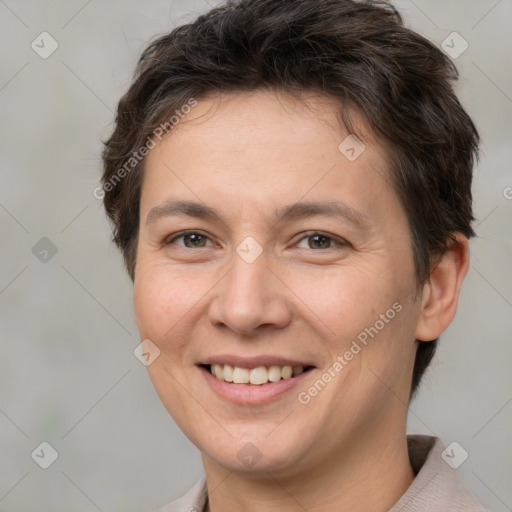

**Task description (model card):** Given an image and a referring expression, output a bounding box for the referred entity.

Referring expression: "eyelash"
[164,230,348,250]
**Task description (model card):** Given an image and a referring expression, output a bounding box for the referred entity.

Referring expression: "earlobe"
[414,234,470,342]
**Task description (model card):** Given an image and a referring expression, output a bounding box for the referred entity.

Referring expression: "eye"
[165,231,214,248]
[295,231,347,250]
[164,230,348,251]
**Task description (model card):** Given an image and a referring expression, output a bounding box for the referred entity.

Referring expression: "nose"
[207,247,292,336]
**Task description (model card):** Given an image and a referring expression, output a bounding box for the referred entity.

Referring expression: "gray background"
[0,0,510,510]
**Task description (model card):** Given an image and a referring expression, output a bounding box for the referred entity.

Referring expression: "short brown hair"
[100,0,479,399]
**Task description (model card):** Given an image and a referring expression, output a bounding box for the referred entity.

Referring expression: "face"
[134,89,423,477]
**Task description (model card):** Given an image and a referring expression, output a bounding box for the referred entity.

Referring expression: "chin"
[197,428,311,476]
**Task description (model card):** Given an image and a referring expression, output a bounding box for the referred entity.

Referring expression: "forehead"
[152,89,371,158]
[141,89,400,228]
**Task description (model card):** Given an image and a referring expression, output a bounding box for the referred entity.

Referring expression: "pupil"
[186,234,204,247]
[311,235,329,249]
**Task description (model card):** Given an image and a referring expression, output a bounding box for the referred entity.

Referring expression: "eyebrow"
[145,199,371,229]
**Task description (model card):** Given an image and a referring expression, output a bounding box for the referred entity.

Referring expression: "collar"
[154,435,486,512]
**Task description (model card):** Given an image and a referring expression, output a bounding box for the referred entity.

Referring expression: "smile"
[206,363,314,385]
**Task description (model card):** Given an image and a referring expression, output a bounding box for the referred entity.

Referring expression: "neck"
[203,428,415,512]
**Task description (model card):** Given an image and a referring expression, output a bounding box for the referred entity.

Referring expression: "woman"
[100,1,485,510]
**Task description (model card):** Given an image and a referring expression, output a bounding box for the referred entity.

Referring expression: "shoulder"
[150,476,207,512]
[149,436,489,512]
[389,435,488,512]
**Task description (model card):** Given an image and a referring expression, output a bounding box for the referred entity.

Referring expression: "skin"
[133,89,469,512]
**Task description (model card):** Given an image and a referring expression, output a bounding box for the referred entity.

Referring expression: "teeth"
[223,364,234,382]
[292,365,304,376]
[248,366,268,385]
[268,365,282,382]
[209,364,307,385]
[281,366,293,379]
[213,363,224,380]
[232,367,249,384]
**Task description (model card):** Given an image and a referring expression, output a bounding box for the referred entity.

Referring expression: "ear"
[414,233,470,342]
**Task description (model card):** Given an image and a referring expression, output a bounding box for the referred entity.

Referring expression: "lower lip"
[199,366,313,405]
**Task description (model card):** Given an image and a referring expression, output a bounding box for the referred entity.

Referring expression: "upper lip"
[198,355,316,369]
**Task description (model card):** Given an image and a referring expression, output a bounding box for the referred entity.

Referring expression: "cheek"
[134,245,191,313]
[133,266,198,423]
[133,264,193,353]
[291,265,415,391]
[289,265,398,343]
